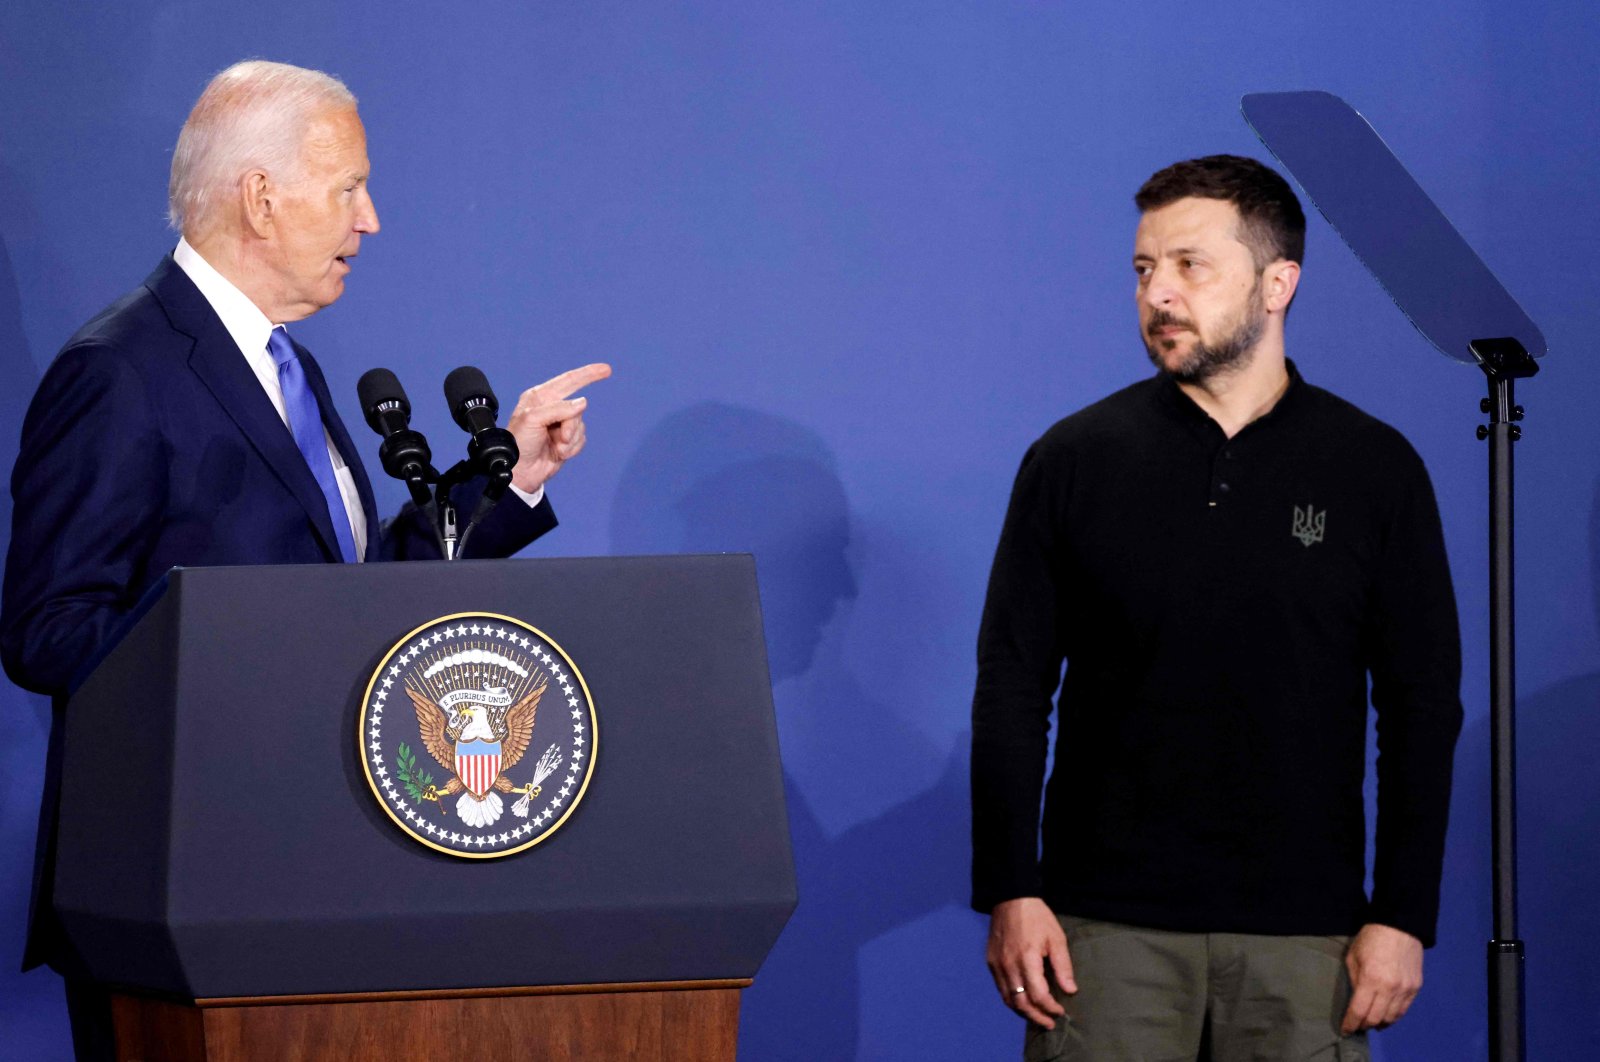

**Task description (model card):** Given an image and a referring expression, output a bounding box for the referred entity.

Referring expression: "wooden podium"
[52,558,796,1061]
[111,980,747,1061]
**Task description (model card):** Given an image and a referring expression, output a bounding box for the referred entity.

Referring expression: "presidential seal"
[358,613,596,858]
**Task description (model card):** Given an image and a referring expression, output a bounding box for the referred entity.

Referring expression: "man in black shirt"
[972,156,1462,1060]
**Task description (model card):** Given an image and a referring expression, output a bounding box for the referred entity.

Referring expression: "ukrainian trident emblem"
[1291,504,1326,547]
[359,613,597,858]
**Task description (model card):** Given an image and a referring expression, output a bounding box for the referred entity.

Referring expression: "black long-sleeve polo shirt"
[971,364,1463,946]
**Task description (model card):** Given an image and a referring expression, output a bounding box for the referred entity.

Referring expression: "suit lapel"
[145,257,344,561]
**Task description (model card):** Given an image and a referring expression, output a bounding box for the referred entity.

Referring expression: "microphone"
[356,368,436,505]
[442,366,522,560]
[443,366,519,479]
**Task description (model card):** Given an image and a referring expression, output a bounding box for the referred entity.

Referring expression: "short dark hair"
[1135,155,1305,270]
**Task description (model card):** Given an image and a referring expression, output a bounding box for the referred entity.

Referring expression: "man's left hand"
[1341,923,1423,1034]
[506,363,612,494]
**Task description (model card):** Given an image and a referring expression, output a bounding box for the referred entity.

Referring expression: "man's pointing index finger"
[532,362,612,402]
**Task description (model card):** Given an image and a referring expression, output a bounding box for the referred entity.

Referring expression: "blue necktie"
[268,327,358,562]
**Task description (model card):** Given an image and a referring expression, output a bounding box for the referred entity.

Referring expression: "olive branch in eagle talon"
[394,742,446,814]
[407,674,547,820]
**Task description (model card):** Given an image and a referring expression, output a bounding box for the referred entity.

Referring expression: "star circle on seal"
[358,612,597,858]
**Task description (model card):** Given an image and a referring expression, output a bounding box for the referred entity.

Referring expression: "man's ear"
[241,169,274,239]
[1263,258,1301,314]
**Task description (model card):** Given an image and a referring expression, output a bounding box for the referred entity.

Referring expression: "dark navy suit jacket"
[0,256,556,970]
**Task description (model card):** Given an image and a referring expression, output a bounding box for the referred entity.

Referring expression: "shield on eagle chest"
[455,739,503,798]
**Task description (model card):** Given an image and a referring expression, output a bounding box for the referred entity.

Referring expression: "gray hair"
[168,60,357,236]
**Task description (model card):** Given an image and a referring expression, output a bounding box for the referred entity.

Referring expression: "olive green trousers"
[1023,916,1371,1062]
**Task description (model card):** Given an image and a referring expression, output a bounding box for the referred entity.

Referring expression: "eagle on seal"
[408,675,547,828]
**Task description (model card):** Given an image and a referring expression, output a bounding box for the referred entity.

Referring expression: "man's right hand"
[986,896,1076,1028]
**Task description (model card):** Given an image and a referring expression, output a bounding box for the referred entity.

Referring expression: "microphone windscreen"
[358,367,407,410]
[357,368,410,432]
[444,366,499,429]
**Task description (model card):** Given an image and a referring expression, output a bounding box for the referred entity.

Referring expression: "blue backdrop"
[2,3,1596,1059]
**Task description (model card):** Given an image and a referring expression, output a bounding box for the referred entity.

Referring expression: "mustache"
[1147,310,1196,335]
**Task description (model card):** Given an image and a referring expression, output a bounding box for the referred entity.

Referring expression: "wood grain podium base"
[110,979,750,1062]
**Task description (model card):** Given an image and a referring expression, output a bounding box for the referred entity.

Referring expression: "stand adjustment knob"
[1476,425,1490,440]
[1510,425,1523,441]
[1480,398,1492,414]
[1512,405,1525,421]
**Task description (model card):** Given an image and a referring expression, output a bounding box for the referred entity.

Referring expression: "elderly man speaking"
[1,60,608,1058]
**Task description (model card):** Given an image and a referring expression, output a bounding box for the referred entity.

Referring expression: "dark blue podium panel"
[52,555,796,998]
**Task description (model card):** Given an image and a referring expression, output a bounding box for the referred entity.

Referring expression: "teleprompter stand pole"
[1471,337,1538,1062]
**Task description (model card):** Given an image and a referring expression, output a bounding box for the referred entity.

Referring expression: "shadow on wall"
[611,402,858,679]
[610,403,969,1061]
[0,223,71,1053]
[1383,477,1600,1060]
